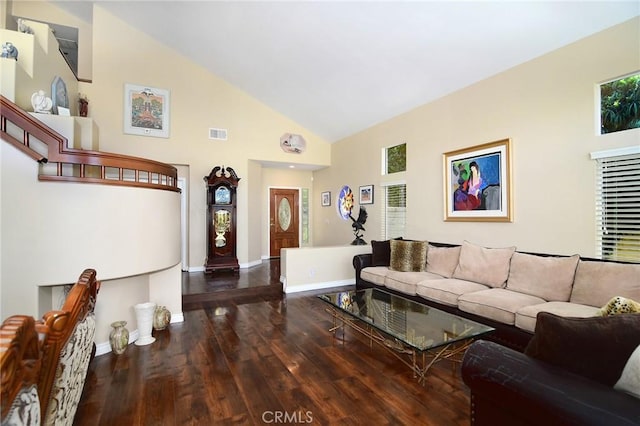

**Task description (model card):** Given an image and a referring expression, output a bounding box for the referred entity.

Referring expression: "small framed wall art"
[124,83,170,138]
[359,185,374,205]
[321,191,331,207]
[443,138,512,222]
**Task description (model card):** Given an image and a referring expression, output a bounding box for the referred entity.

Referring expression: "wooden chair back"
[1,315,47,425]
[37,268,100,425]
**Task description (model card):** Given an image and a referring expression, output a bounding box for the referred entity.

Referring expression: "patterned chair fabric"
[1,315,47,426]
[38,269,100,426]
[42,315,96,425]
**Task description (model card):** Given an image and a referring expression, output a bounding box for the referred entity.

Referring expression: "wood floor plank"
[75,260,471,425]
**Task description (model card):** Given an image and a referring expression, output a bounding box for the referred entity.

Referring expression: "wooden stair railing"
[0,95,179,192]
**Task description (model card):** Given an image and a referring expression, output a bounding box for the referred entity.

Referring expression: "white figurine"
[31,90,53,114]
[1,42,18,61]
[17,19,34,34]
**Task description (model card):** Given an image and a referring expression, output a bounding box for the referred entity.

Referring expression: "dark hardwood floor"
[75,260,471,425]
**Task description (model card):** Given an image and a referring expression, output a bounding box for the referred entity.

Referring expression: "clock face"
[214,186,231,204]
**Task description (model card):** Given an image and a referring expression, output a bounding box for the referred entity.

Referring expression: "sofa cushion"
[506,252,579,301]
[371,240,391,267]
[385,270,441,295]
[452,241,516,288]
[458,288,545,325]
[570,260,640,307]
[416,278,489,307]
[390,240,428,272]
[524,312,640,387]
[614,344,640,399]
[360,267,390,286]
[515,302,600,333]
[426,245,461,278]
[599,296,640,316]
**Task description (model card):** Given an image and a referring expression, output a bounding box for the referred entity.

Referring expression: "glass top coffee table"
[318,287,494,385]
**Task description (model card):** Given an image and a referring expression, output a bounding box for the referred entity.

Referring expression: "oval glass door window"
[278,198,292,231]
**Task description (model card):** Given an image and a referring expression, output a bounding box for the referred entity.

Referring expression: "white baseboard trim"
[284,279,355,294]
[240,259,262,269]
[94,313,184,356]
[188,260,263,273]
[170,312,184,324]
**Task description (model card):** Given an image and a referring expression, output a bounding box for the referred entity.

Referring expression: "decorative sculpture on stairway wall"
[349,206,368,245]
[1,42,18,61]
[31,90,53,114]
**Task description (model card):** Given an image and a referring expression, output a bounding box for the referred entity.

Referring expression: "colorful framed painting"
[443,138,512,222]
[359,185,374,205]
[321,191,331,207]
[124,83,170,138]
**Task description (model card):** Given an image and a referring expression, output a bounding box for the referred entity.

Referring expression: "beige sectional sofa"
[354,239,640,350]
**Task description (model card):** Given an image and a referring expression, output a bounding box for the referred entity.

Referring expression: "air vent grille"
[209,128,228,140]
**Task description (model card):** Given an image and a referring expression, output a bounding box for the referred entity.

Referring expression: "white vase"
[134,302,156,346]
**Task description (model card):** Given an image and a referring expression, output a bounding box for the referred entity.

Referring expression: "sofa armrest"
[353,253,373,270]
[353,254,373,287]
[461,340,640,426]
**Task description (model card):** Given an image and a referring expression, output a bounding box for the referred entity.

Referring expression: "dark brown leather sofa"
[461,339,640,425]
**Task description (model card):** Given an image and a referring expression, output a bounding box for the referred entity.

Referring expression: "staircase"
[0,19,183,355]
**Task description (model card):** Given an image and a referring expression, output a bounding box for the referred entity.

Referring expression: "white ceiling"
[53,1,639,143]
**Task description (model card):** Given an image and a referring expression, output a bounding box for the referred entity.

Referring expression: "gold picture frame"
[443,138,512,222]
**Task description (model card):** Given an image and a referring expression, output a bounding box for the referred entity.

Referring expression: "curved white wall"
[1,140,182,322]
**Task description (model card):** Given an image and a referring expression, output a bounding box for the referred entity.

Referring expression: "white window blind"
[382,183,406,239]
[594,150,640,262]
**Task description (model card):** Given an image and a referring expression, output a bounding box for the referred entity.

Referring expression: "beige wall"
[0,20,78,112]
[6,4,638,280]
[1,141,181,317]
[10,0,93,80]
[82,6,331,270]
[314,17,640,257]
[281,244,372,292]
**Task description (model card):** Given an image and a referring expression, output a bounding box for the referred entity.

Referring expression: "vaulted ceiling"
[52,1,640,142]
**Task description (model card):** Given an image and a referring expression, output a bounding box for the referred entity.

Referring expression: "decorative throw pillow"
[614,344,640,399]
[599,296,640,316]
[371,240,391,266]
[524,312,640,387]
[390,240,428,272]
[452,240,516,287]
[426,245,461,278]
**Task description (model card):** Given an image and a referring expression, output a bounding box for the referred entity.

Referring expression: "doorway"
[178,177,188,271]
[269,188,300,257]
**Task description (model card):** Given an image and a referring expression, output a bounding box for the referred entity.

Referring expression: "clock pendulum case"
[204,166,240,274]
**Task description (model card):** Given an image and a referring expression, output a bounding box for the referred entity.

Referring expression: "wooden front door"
[269,188,299,257]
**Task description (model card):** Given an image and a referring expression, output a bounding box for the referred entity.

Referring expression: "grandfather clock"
[204,166,240,274]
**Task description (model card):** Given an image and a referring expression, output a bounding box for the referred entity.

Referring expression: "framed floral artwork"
[124,83,170,138]
[443,138,512,222]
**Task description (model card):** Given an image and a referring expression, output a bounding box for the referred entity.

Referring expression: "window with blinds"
[592,149,640,263]
[383,183,406,239]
